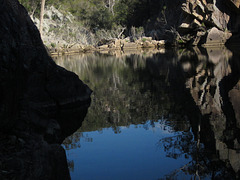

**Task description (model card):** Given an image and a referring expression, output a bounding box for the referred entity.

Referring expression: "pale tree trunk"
[30,5,37,20]
[39,0,46,36]
[110,0,115,15]
[105,0,116,15]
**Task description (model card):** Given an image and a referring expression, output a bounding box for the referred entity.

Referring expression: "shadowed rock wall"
[0,0,91,179]
[147,0,240,46]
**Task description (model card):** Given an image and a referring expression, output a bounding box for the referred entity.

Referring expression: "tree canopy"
[19,0,162,31]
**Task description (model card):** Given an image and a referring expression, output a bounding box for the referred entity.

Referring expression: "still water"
[54,47,240,179]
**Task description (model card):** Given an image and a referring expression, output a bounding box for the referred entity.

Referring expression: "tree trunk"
[39,0,46,36]
[110,0,115,15]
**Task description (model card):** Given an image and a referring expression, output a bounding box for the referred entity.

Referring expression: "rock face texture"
[147,0,240,46]
[0,0,91,179]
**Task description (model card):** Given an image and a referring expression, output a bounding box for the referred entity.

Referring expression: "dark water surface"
[54,47,240,179]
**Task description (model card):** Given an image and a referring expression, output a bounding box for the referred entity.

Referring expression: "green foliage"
[19,0,40,17]
[50,42,56,48]
[178,39,184,44]
[19,0,163,32]
[114,0,135,26]
[130,26,144,39]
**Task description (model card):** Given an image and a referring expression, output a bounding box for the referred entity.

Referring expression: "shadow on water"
[55,47,240,179]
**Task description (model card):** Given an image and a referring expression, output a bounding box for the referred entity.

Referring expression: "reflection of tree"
[56,49,240,178]
[158,129,235,179]
[63,132,93,150]
[67,160,74,172]
[55,53,175,134]
[158,132,194,159]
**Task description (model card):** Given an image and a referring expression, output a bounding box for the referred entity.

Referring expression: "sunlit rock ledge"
[0,0,91,179]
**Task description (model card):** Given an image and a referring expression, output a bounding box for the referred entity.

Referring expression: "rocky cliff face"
[30,5,96,48]
[147,0,240,46]
[0,0,91,179]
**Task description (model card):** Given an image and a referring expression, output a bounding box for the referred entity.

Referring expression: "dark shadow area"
[172,46,240,179]
[216,0,240,46]
[0,0,91,179]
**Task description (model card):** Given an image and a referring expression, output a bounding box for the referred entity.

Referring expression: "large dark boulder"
[0,0,91,179]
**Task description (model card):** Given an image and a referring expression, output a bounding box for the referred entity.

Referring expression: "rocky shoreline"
[37,0,240,56]
[47,28,236,56]
[48,37,166,56]
[31,0,240,57]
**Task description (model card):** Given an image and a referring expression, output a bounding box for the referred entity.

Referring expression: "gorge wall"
[0,0,91,179]
[147,0,240,46]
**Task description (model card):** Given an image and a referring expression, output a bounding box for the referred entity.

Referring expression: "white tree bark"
[105,0,116,15]
[39,0,46,36]
[110,0,115,15]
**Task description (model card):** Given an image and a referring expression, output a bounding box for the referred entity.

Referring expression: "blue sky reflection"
[63,120,192,180]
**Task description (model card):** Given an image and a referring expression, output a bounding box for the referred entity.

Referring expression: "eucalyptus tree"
[39,0,45,35]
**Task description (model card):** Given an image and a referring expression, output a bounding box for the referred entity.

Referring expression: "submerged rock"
[0,0,91,179]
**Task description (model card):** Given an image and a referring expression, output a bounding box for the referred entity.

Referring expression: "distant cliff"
[0,0,91,179]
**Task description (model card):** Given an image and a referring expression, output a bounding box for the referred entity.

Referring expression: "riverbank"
[47,36,167,56]
[35,2,240,57]
[33,6,167,56]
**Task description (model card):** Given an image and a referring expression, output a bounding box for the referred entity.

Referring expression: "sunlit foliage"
[19,0,162,30]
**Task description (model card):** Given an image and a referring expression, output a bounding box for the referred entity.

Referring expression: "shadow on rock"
[0,0,92,179]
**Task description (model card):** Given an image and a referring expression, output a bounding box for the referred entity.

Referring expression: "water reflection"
[55,47,240,179]
[179,47,240,179]
[55,52,176,132]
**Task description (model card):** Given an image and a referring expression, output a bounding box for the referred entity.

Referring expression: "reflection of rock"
[218,141,240,174]
[180,47,240,177]
[0,0,91,179]
[184,47,232,115]
[229,85,240,129]
[206,46,233,65]
[55,47,240,178]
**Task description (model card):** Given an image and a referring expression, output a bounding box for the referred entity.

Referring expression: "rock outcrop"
[31,5,95,47]
[147,0,240,46]
[0,0,91,179]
